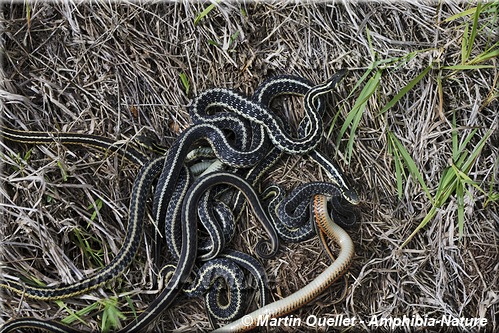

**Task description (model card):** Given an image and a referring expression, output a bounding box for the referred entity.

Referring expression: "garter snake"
[118,171,277,333]
[0,155,165,300]
[152,73,347,261]
[228,72,357,232]
[190,72,347,155]
[0,126,148,166]
[276,182,357,230]
[146,73,356,331]
[212,194,355,332]
[263,182,357,243]
[151,121,276,262]
[1,72,357,332]
[183,249,268,323]
[0,125,165,300]
[252,72,358,205]
[185,257,247,321]
[0,170,274,333]
[225,72,357,247]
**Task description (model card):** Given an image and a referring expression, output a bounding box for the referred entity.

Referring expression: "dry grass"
[1,1,497,333]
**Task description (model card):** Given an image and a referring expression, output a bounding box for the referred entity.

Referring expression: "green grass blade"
[485,192,499,207]
[464,1,481,63]
[434,167,459,207]
[460,128,493,173]
[451,112,459,162]
[60,301,100,325]
[401,205,438,248]
[88,198,103,221]
[379,65,432,115]
[336,69,381,162]
[461,22,469,64]
[24,148,32,161]
[179,72,190,95]
[443,6,479,22]
[194,2,218,26]
[393,149,404,198]
[100,298,126,333]
[485,161,499,207]
[451,114,479,168]
[387,134,404,198]
[345,103,364,164]
[442,64,495,70]
[338,70,381,138]
[388,131,432,201]
[328,66,376,139]
[330,50,428,141]
[468,47,499,65]
[126,295,138,321]
[401,128,493,248]
[345,66,376,100]
[452,163,486,194]
[229,30,240,47]
[455,171,465,238]
[402,167,459,248]
[365,26,374,61]
[57,160,68,182]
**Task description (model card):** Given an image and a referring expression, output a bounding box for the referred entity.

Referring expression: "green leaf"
[61,301,100,325]
[365,26,375,61]
[125,295,138,321]
[100,298,126,333]
[207,39,219,46]
[442,64,495,70]
[485,191,499,207]
[388,132,432,201]
[194,2,218,26]
[23,148,32,161]
[72,227,105,268]
[400,128,494,248]
[179,73,190,95]
[460,128,493,173]
[463,1,481,63]
[433,167,458,207]
[443,6,480,22]
[345,66,376,99]
[468,47,499,65]
[328,65,376,139]
[455,169,465,238]
[451,112,459,162]
[329,50,429,142]
[455,129,478,166]
[380,65,432,115]
[336,69,382,162]
[88,198,103,221]
[400,205,438,248]
[229,30,240,47]
[57,160,68,182]
[461,22,470,64]
[392,148,405,199]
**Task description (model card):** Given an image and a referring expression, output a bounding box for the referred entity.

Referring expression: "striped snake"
[0,71,358,332]
[213,194,355,332]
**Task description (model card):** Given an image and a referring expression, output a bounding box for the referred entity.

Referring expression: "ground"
[0,1,497,333]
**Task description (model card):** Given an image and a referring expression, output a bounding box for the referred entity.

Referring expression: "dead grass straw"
[1,1,497,332]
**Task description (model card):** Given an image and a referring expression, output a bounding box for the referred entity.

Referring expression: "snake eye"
[343,188,360,205]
